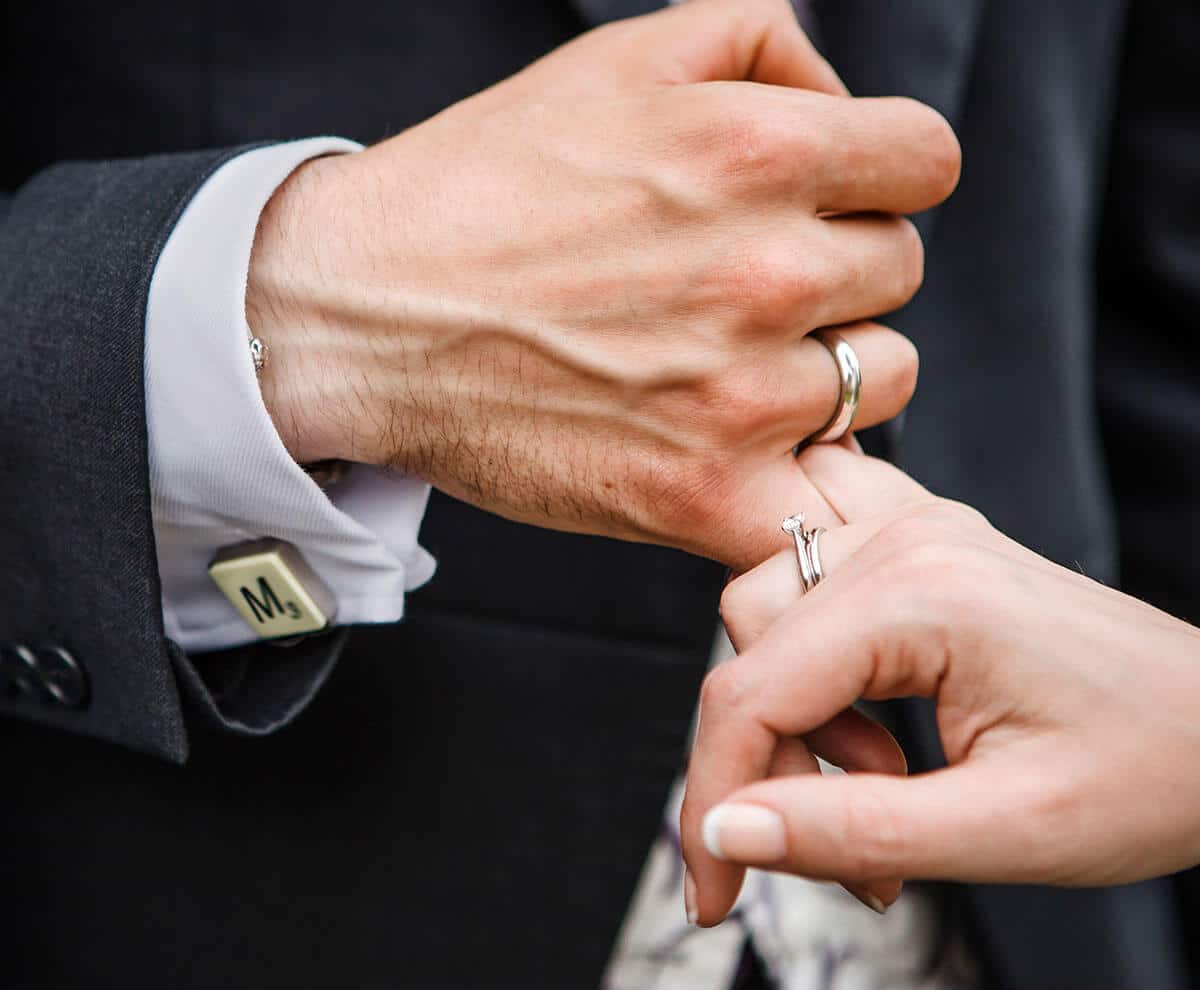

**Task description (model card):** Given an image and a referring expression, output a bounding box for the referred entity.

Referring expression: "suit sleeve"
[0,151,347,762]
[1096,0,1200,626]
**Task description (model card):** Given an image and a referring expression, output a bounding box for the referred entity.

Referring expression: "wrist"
[246,153,381,466]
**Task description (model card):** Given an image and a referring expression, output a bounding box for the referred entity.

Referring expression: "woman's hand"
[681,444,1200,927]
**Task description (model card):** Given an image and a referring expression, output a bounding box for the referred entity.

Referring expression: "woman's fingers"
[804,707,906,778]
[797,443,931,522]
[801,708,908,912]
[697,455,843,570]
[682,557,950,925]
[700,766,1025,886]
[694,342,931,570]
[721,520,876,649]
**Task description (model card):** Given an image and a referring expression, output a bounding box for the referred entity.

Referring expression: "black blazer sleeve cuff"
[0,148,345,763]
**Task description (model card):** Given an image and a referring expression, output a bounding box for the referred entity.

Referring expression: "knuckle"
[1022,775,1102,882]
[875,326,920,410]
[699,660,751,716]
[871,526,979,623]
[688,87,809,189]
[877,523,994,627]
[896,217,926,302]
[928,497,992,532]
[721,241,814,320]
[898,535,970,592]
[839,788,908,877]
[713,108,783,180]
[719,571,757,628]
[902,99,962,198]
[875,513,950,559]
[714,361,791,433]
[878,499,990,557]
[896,335,920,406]
[748,0,794,19]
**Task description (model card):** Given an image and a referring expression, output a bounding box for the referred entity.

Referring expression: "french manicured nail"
[702,804,787,863]
[684,869,699,926]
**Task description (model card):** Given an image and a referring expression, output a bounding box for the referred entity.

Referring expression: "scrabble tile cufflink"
[209,539,336,640]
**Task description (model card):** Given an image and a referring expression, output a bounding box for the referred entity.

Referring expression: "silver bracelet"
[248,331,270,375]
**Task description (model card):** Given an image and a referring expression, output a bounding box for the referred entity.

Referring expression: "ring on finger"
[782,514,827,594]
[803,331,862,447]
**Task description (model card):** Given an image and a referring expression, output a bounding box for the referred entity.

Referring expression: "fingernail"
[702,804,787,863]
[684,869,699,926]
[847,886,888,915]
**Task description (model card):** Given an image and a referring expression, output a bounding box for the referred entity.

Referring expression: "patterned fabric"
[604,633,981,990]
[604,779,980,990]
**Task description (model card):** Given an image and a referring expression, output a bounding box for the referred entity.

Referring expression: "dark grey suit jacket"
[2,0,1197,986]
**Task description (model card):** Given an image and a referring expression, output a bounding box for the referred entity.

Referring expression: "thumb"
[650,0,848,92]
[565,0,847,94]
[701,765,1033,885]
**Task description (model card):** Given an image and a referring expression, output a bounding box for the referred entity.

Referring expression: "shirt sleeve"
[144,138,436,653]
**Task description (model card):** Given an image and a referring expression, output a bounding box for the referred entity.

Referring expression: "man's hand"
[681,445,1200,924]
[247,0,961,570]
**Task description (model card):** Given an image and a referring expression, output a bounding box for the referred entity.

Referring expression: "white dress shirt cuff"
[145,139,436,653]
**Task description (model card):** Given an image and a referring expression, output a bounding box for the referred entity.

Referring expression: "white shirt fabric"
[145,139,435,653]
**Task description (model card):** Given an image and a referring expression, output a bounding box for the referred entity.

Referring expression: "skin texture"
[245,0,961,571]
[679,444,1200,926]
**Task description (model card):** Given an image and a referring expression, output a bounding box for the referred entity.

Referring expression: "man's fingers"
[683,86,959,216]
[634,0,847,93]
[809,96,962,215]
[793,322,918,435]
[701,450,889,579]
[701,766,1025,884]
[740,322,916,456]
[803,215,925,329]
[487,0,845,111]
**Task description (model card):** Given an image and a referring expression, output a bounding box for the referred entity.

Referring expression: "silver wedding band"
[805,331,862,446]
[781,514,827,594]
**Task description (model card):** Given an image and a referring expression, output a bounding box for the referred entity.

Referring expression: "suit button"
[38,646,89,709]
[2,644,42,700]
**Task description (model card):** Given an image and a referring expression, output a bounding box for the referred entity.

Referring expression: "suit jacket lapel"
[568,0,660,25]
[811,0,986,129]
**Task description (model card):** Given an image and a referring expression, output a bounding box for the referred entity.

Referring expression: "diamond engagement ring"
[782,514,827,594]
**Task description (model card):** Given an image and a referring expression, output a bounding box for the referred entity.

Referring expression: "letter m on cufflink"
[209,539,336,640]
